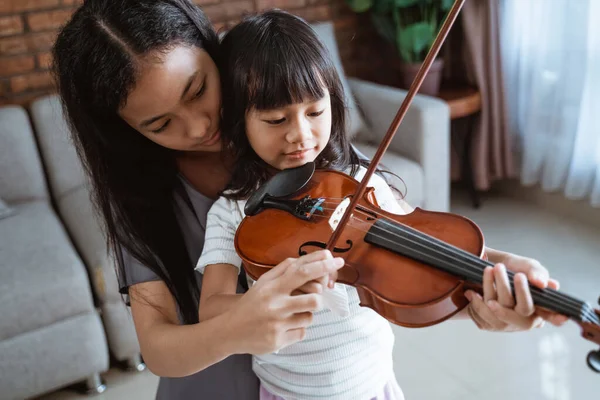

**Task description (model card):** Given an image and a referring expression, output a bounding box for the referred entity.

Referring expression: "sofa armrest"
[348,77,451,212]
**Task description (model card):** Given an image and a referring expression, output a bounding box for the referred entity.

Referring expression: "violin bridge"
[329,198,350,231]
[295,196,325,220]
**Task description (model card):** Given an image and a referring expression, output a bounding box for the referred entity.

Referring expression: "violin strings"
[308,200,591,317]
[316,199,588,308]
[312,205,593,321]
[374,218,599,324]
[344,214,595,323]
[303,202,598,324]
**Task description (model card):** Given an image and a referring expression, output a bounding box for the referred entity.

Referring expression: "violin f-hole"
[299,240,353,256]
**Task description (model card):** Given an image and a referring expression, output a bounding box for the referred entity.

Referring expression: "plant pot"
[394,58,444,96]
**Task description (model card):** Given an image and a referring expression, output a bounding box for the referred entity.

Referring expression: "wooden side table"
[436,84,482,208]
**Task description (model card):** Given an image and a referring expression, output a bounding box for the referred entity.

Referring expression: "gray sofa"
[0,106,109,399]
[30,97,144,372]
[0,20,449,400]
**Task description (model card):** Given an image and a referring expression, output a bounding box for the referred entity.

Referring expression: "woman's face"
[119,45,222,152]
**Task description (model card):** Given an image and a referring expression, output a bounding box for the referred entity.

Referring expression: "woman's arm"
[130,250,344,378]
[198,263,242,322]
[195,197,247,322]
[130,280,239,377]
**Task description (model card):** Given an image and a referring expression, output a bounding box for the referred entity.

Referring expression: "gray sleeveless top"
[117,176,259,400]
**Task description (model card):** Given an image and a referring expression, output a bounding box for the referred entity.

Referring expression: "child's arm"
[196,197,245,322]
[199,263,242,321]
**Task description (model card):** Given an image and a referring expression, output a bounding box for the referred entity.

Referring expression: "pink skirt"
[259,376,405,400]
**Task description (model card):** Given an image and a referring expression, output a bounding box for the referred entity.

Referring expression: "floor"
[36,189,600,399]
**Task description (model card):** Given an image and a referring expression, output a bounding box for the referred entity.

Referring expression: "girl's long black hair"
[52,0,219,324]
[217,10,370,200]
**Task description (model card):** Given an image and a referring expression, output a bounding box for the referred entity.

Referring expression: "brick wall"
[0,0,393,106]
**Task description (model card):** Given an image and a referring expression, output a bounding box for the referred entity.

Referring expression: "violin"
[234,0,600,372]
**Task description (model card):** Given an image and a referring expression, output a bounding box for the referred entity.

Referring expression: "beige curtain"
[443,0,515,190]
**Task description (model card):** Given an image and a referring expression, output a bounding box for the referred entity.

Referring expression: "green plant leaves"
[394,0,422,7]
[345,0,374,13]
[419,0,453,8]
[372,0,395,14]
[396,0,452,7]
[441,0,454,11]
[349,0,449,62]
[396,21,436,62]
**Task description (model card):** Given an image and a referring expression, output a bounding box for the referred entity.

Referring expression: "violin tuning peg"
[587,348,600,373]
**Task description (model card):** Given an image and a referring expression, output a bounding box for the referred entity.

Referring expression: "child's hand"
[292,276,329,296]
[225,250,344,355]
[464,255,569,332]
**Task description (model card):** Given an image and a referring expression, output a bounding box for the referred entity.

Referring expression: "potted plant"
[345,0,453,95]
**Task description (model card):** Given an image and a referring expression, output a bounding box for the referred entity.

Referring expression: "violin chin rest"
[245,162,315,216]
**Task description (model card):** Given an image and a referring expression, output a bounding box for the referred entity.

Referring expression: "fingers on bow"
[281,251,343,292]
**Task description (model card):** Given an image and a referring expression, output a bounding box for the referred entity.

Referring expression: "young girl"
[196,9,567,400]
[196,10,408,400]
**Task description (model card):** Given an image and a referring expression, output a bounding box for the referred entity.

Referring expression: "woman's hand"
[464,253,569,331]
[224,250,344,355]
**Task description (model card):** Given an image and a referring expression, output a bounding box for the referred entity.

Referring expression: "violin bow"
[326,0,466,251]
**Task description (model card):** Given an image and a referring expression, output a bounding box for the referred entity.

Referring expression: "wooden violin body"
[236,168,487,327]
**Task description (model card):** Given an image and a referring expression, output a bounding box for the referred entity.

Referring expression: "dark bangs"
[244,31,331,112]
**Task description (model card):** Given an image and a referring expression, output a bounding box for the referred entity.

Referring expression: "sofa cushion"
[352,141,424,208]
[0,197,15,220]
[0,106,48,202]
[0,312,108,400]
[0,201,96,341]
[30,95,86,200]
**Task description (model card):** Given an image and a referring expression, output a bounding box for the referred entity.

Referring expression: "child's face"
[245,87,332,170]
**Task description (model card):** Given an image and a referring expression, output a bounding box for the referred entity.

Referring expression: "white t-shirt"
[196,166,405,400]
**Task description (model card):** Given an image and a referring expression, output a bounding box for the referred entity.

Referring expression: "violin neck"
[365,219,599,325]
